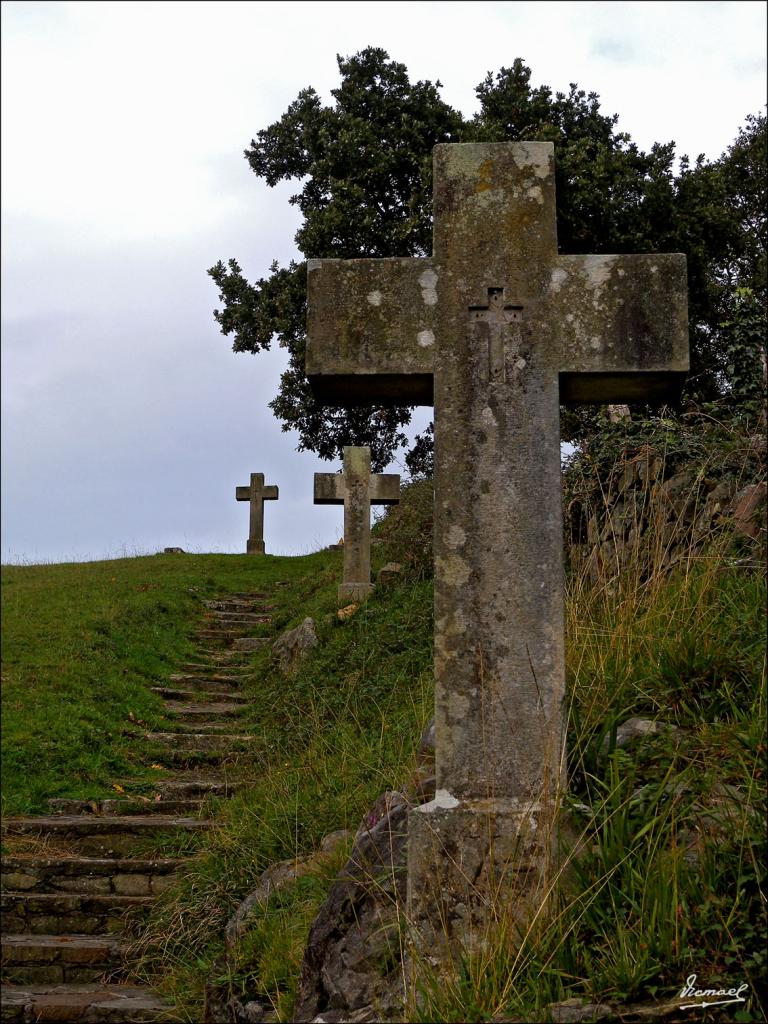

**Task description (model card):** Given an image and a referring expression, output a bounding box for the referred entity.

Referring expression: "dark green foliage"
[209,49,463,469]
[210,49,766,464]
[374,477,434,579]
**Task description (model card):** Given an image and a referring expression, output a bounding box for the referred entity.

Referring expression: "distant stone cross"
[305,142,688,954]
[314,446,400,602]
[235,473,278,555]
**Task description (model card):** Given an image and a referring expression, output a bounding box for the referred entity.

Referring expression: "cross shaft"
[235,473,278,555]
[305,141,689,955]
[315,446,399,601]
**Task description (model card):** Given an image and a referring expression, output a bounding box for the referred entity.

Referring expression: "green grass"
[1,550,332,814]
[2,496,765,1021]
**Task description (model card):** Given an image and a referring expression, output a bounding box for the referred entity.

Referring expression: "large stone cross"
[314,446,400,602]
[305,142,688,954]
[235,473,278,555]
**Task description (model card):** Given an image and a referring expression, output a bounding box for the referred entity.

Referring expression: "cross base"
[246,539,266,555]
[338,581,374,603]
[407,796,557,962]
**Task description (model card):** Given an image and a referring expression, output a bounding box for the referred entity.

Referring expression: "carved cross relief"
[469,287,525,383]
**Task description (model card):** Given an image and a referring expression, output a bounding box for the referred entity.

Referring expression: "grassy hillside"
[2,474,765,1020]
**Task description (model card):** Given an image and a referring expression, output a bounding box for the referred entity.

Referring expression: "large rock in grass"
[293,792,410,1023]
[272,617,318,676]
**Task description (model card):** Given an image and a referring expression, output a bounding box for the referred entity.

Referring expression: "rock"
[603,717,681,753]
[293,792,409,1023]
[163,547,185,554]
[232,637,270,652]
[607,404,631,423]
[376,562,403,585]
[224,829,351,950]
[546,998,614,1022]
[656,470,698,506]
[272,617,318,675]
[731,481,766,540]
[205,830,352,1022]
[226,995,267,1023]
[337,603,359,622]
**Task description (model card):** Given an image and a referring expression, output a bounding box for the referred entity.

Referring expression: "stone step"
[142,751,241,769]
[144,733,253,751]
[232,638,271,653]
[192,629,244,640]
[177,663,253,676]
[152,686,249,704]
[194,648,254,660]
[0,893,152,936]
[163,702,246,719]
[0,983,173,1024]
[203,598,273,611]
[2,817,211,858]
[1,857,181,896]
[160,722,245,736]
[151,777,243,800]
[47,799,203,818]
[167,674,246,691]
[1,934,124,984]
[226,592,270,600]
[205,613,273,624]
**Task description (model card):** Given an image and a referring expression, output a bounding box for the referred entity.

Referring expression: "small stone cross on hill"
[315,446,400,602]
[235,473,278,555]
[306,142,688,957]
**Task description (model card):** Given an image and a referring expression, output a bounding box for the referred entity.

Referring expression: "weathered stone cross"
[235,473,278,555]
[314,446,400,602]
[306,142,688,954]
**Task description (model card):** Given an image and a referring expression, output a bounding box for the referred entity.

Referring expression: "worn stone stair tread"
[2,892,152,908]
[203,597,273,608]
[1,932,124,957]
[47,798,204,817]
[0,857,182,896]
[149,777,243,799]
[0,983,173,1023]
[145,734,253,757]
[1,893,153,933]
[205,613,273,623]
[168,677,251,690]
[164,702,246,716]
[194,648,255,658]
[152,686,250,705]
[176,663,253,675]
[192,628,245,638]
[167,673,248,688]
[231,638,271,651]
[158,721,248,735]
[1,856,180,873]
[3,815,212,834]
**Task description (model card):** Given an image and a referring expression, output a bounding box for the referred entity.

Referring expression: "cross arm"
[314,473,345,505]
[306,257,437,406]
[236,485,278,501]
[546,254,689,403]
[370,474,401,506]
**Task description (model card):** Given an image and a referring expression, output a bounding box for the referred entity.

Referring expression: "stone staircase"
[1,591,275,1023]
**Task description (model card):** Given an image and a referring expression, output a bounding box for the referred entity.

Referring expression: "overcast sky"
[2,1,766,563]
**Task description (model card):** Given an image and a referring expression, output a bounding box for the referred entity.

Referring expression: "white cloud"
[1,0,765,561]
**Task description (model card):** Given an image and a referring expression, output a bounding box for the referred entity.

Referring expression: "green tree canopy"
[209,48,766,471]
